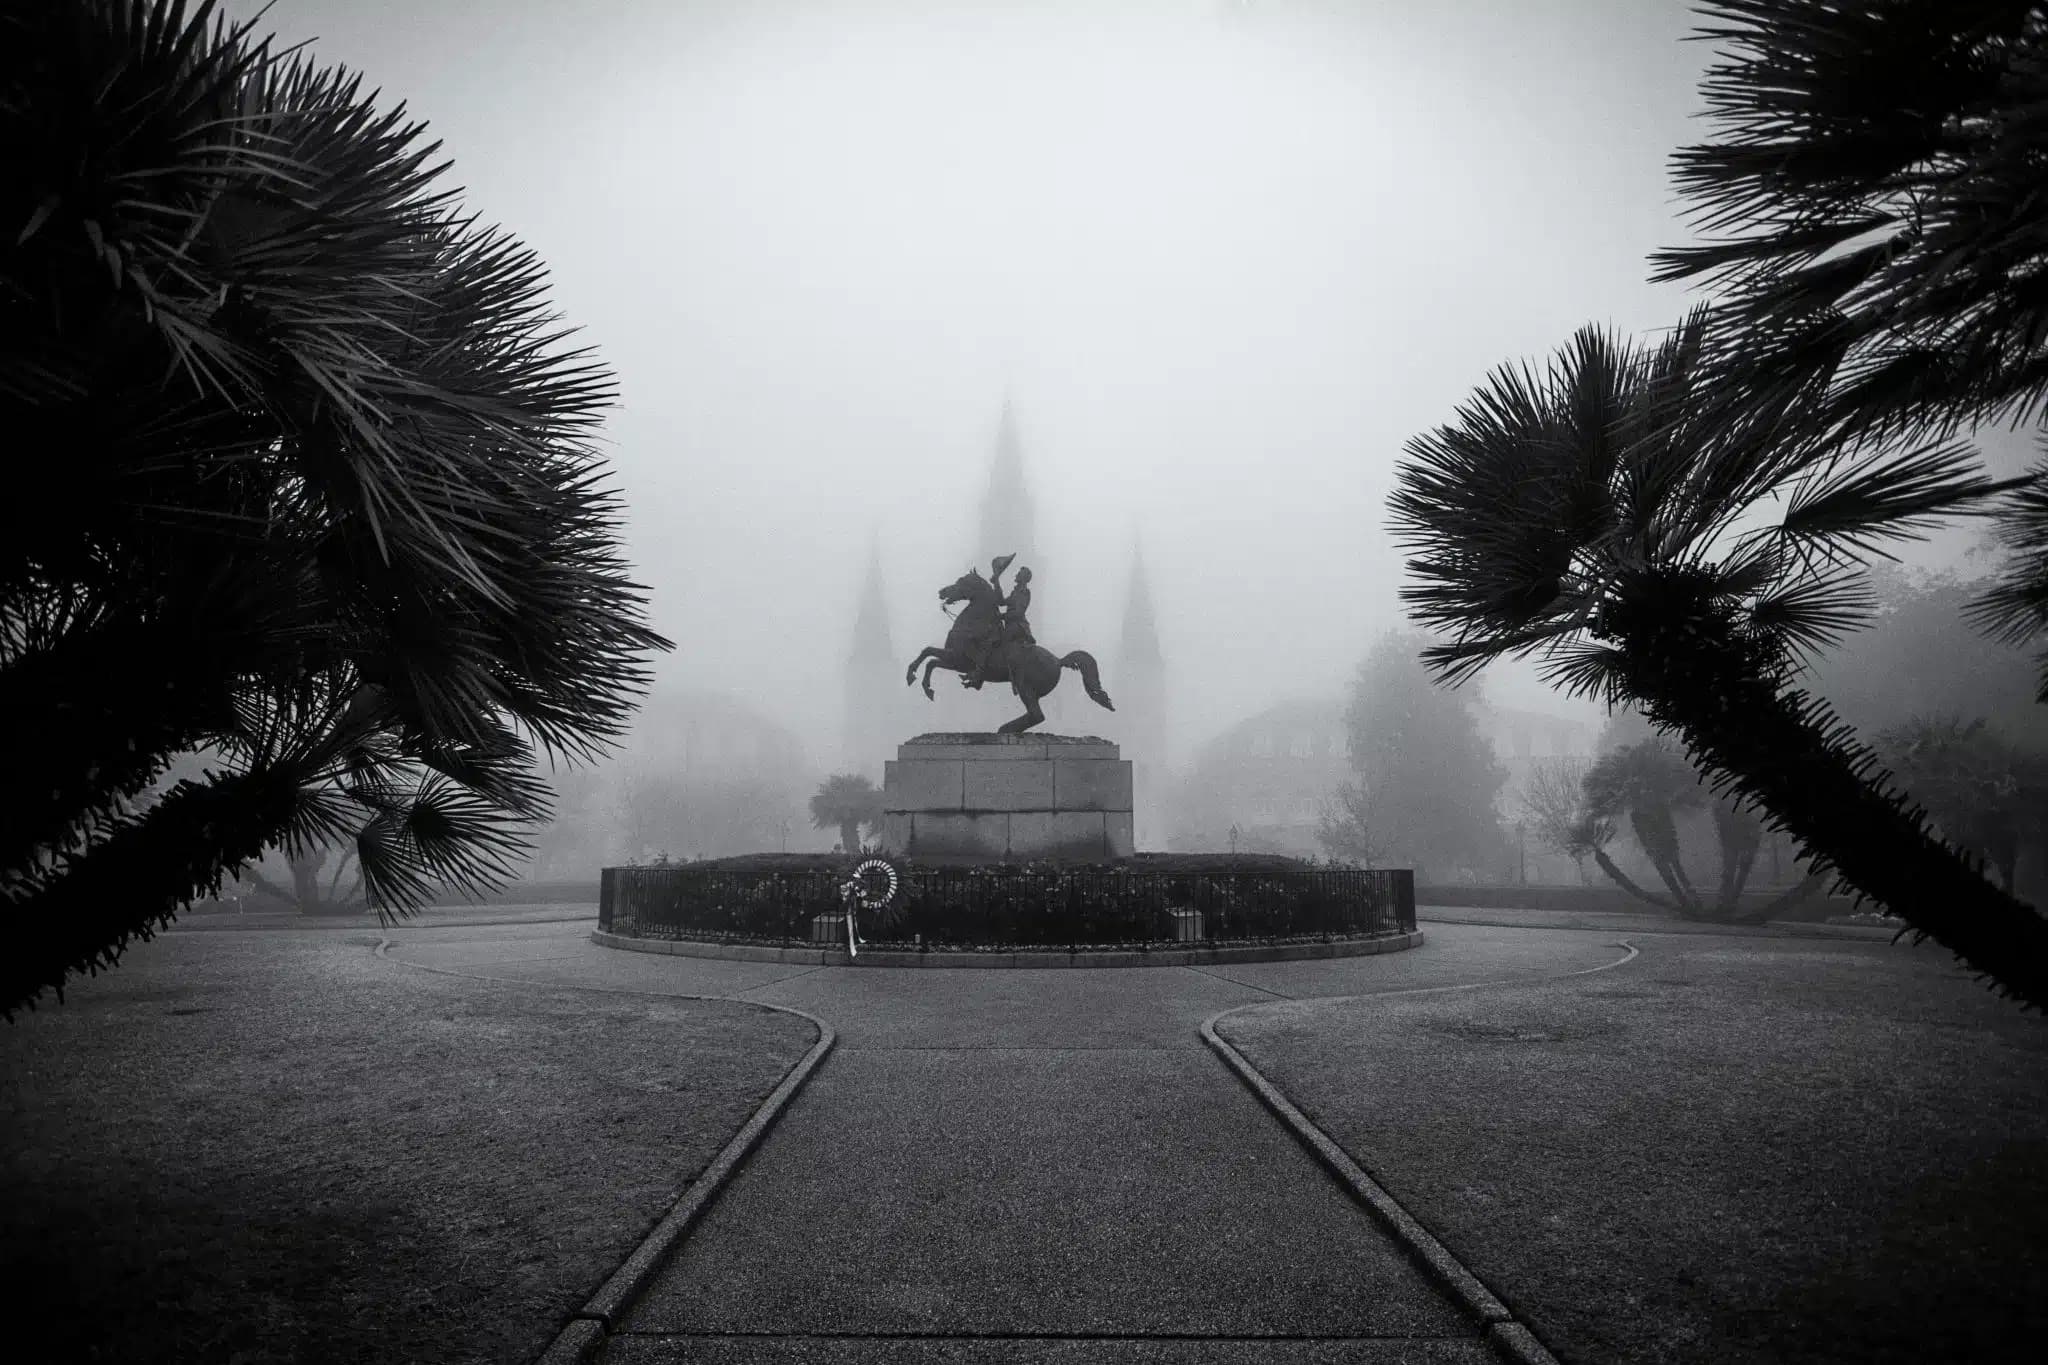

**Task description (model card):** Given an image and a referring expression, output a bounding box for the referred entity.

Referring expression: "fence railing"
[600,865,1415,948]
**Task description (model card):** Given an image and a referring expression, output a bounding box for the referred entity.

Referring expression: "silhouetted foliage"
[1,1,670,1014]
[1650,0,2048,696]
[1873,716,2048,895]
[808,774,886,855]
[1388,308,2048,1007]
[1317,631,1509,881]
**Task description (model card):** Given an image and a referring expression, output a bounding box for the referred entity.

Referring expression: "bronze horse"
[904,568,1114,734]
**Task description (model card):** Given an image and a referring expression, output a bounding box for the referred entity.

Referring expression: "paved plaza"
[373,909,2043,1365]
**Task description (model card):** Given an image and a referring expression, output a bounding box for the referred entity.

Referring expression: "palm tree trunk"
[325,847,358,901]
[1629,812,1697,912]
[291,849,327,912]
[1,620,228,885]
[1611,610,2048,1010]
[1591,849,1676,910]
[1712,804,1763,918]
[4,765,306,1017]
[839,820,859,855]
[1735,867,1830,924]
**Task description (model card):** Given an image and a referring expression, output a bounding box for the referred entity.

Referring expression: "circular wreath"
[843,857,901,912]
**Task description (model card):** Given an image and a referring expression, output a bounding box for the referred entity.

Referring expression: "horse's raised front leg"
[906,647,942,687]
[921,657,946,700]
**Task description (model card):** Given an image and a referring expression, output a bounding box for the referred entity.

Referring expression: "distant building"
[1167,698,1351,855]
[1166,696,1596,861]
[531,689,820,873]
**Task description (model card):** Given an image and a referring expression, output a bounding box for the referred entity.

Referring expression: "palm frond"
[1777,439,2026,557]
[1651,0,2048,442]
[1536,639,1629,703]
[1964,448,2048,696]
[1745,565,1878,660]
[2,0,672,1011]
[1389,326,1646,670]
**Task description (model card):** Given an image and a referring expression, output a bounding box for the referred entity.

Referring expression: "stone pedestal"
[881,733,1135,861]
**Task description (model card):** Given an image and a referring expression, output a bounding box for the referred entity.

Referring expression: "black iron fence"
[600,865,1415,949]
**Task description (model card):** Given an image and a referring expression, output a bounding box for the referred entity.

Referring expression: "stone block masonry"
[882,732,1135,860]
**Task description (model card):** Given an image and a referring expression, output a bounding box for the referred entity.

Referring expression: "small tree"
[809,775,885,855]
[239,844,362,915]
[1582,737,1800,921]
[1584,740,1704,908]
[1517,757,1595,883]
[1315,781,1380,867]
[1320,631,1511,881]
[1875,717,2048,894]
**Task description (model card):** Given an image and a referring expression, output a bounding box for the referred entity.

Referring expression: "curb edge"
[588,928,1426,969]
[1197,1020,1568,1365]
[531,1015,837,1363]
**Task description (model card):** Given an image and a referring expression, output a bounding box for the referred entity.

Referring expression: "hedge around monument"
[687,851,1324,873]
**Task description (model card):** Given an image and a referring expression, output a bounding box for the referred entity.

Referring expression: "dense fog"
[220,0,2045,866]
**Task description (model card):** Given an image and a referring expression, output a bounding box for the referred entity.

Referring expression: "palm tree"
[1647,0,2048,696]
[810,775,885,855]
[1,2,671,1015]
[1583,741,1704,910]
[1387,308,2048,1007]
[1582,739,1777,921]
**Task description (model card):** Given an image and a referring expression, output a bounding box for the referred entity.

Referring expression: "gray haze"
[229,0,2029,770]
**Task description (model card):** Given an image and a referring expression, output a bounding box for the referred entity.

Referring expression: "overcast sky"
[224,0,2028,767]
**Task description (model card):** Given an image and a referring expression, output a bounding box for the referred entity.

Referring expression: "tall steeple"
[1120,546,1163,669]
[1115,537,1169,849]
[841,535,900,779]
[977,396,1037,574]
[848,535,893,668]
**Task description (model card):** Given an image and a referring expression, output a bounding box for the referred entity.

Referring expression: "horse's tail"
[1060,651,1115,711]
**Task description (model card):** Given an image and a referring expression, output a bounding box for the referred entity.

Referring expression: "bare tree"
[1517,758,1594,883]
[1315,781,1383,868]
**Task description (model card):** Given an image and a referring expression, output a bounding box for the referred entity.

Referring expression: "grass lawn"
[1218,932,2048,1365]
[0,928,815,1364]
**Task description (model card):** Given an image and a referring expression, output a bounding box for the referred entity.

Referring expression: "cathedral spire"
[1120,540,1162,665]
[848,534,892,665]
[978,396,1035,565]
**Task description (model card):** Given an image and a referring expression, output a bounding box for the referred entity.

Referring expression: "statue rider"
[964,553,1035,690]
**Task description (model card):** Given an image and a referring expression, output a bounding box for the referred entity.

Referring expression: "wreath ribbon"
[838,858,901,959]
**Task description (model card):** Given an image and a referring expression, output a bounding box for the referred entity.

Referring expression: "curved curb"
[536,1020,836,1363]
[589,927,1425,968]
[1419,907,1903,942]
[369,938,837,1365]
[1196,939,1641,1365]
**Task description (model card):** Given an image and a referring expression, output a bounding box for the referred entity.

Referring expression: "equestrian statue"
[904,553,1114,735]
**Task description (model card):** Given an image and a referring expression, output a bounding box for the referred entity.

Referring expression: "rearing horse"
[904,568,1114,734]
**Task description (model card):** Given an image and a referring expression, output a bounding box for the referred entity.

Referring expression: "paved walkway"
[383,921,1636,1363]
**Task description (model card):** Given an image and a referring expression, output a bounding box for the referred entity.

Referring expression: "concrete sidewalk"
[385,922,1629,1363]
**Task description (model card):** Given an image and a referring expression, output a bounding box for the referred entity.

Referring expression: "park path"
[385,922,1627,1364]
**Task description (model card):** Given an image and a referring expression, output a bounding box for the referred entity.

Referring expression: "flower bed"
[600,855,1415,949]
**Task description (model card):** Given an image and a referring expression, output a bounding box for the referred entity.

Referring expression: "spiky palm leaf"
[1648,0,2048,694]
[1390,307,2048,1006]
[1388,306,2018,700]
[1,1,671,1015]
[810,774,884,853]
